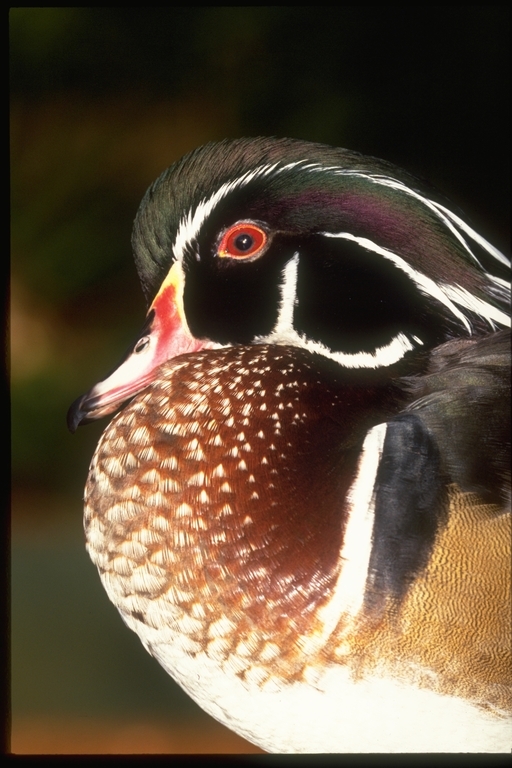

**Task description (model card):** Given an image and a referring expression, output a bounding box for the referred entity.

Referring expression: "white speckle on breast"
[162,477,180,493]
[187,471,206,487]
[186,445,206,462]
[140,468,160,484]
[130,567,168,595]
[151,515,171,532]
[190,516,207,531]
[119,539,148,559]
[95,473,113,494]
[208,616,237,638]
[105,501,141,523]
[134,527,164,546]
[160,456,179,470]
[139,446,159,462]
[146,491,167,507]
[102,456,125,478]
[111,556,134,576]
[175,502,193,518]
[130,425,151,444]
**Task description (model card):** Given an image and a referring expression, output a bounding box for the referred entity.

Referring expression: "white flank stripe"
[292,423,386,658]
[319,422,387,623]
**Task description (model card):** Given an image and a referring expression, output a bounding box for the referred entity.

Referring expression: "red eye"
[218,222,268,259]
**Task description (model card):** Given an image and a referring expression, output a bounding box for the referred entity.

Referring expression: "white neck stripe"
[271,252,299,335]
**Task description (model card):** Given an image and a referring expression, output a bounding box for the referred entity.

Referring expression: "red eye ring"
[217,222,268,260]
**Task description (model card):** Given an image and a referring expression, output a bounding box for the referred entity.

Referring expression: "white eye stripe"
[171,158,509,335]
[174,157,508,273]
[322,232,510,331]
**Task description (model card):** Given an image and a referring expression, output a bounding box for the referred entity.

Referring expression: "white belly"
[120,609,511,753]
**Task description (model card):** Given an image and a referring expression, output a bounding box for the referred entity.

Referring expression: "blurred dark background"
[10,7,510,754]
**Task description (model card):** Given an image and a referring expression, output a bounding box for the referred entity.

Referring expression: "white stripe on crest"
[173,158,509,293]
[170,157,509,339]
[323,232,510,330]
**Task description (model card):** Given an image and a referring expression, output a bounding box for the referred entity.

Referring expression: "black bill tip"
[67,394,90,433]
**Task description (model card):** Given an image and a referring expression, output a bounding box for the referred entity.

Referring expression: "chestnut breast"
[84,344,399,676]
[84,342,511,725]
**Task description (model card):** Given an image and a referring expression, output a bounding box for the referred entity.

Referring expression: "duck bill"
[67,262,213,432]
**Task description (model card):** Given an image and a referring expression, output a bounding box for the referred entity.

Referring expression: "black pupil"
[234,233,254,251]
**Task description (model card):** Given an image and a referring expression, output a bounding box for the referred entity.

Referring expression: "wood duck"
[68,138,511,753]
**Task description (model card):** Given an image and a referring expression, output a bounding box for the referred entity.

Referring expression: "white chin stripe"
[257,252,418,369]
